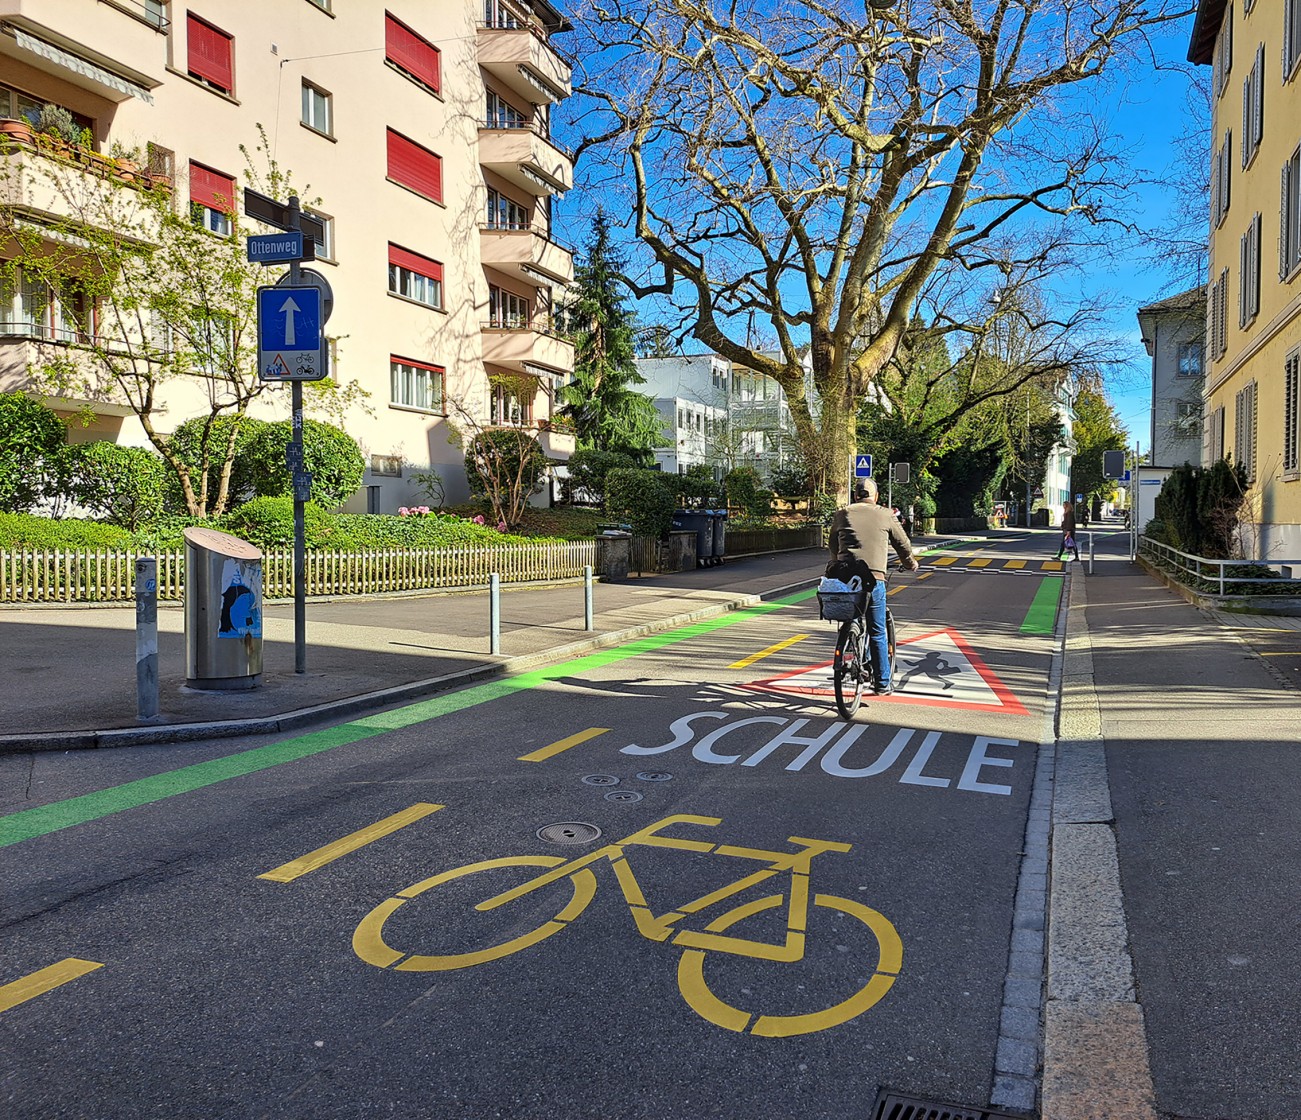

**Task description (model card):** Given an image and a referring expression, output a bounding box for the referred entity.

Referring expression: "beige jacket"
[827,501,915,578]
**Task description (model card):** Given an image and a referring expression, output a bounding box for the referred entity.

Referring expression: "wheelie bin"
[674,510,713,567]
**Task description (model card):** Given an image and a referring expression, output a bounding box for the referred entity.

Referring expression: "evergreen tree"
[558,210,665,457]
[1069,387,1129,505]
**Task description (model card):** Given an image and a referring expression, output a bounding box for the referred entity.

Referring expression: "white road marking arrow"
[277,296,301,346]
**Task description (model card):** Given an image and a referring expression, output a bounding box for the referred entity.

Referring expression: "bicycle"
[819,576,896,719]
[352,814,902,1038]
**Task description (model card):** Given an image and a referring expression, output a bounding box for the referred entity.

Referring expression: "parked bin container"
[184,527,263,690]
[710,509,727,565]
[674,510,713,566]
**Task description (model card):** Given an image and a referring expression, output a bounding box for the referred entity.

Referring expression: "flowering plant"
[398,506,432,517]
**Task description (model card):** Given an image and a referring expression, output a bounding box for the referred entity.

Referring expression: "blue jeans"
[865,579,890,685]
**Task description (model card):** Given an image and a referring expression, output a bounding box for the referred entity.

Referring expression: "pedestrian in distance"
[826,478,918,695]
[1055,500,1080,561]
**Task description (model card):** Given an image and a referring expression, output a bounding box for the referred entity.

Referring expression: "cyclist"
[826,478,918,695]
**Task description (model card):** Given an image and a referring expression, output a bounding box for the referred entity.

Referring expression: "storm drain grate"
[871,1089,1030,1120]
[536,822,602,845]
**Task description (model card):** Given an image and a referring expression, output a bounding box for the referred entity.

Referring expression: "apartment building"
[1190,0,1301,555]
[1136,285,1206,468]
[0,0,576,511]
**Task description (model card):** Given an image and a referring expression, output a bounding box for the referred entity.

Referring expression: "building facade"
[0,0,576,512]
[1137,285,1206,469]
[1190,0,1301,556]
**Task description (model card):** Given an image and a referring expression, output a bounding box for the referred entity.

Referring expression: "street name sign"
[257,285,325,381]
[247,231,310,265]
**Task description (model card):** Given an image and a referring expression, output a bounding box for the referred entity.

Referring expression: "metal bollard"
[489,572,501,655]
[584,564,594,631]
[135,557,159,721]
[1088,532,1094,575]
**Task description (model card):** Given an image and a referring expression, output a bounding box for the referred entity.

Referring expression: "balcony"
[480,223,573,288]
[480,317,574,377]
[478,124,573,196]
[476,22,572,104]
[536,419,576,459]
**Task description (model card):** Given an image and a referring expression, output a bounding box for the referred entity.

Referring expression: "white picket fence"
[0,541,599,604]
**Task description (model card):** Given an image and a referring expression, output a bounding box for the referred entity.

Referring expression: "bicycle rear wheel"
[833,618,865,718]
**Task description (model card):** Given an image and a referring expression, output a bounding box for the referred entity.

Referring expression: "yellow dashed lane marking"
[0,959,102,1014]
[259,803,445,883]
[518,727,611,763]
[729,635,809,670]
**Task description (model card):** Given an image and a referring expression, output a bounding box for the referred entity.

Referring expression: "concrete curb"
[0,576,818,754]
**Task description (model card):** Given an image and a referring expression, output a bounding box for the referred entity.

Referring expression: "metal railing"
[1138,536,1301,597]
[1,541,598,604]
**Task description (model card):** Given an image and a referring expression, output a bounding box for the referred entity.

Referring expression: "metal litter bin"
[674,510,713,566]
[709,509,727,565]
[184,527,263,690]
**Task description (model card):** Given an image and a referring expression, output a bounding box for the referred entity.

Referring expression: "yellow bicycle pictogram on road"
[353,814,903,1037]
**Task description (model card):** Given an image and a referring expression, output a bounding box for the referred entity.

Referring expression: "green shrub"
[0,393,65,513]
[769,461,810,497]
[1152,459,1247,558]
[221,496,337,549]
[725,466,773,519]
[331,511,547,548]
[63,442,168,531]
[164,414,264,514]
[244,419,366,510]
[606,468,675,536]
[675,463,724,509]
[463,428,547,529]
[564,449,638,505]
[0,511,134,549]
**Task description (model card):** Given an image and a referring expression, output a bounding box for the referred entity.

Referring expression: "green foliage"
[564,449,639,505]
[769,460,811,497]
[165,415,264,514]
[408,468,446,509]
[221,496,337,549]
[34,103,80,144]
[63,442,168,530]
[605,468,676,536]
[331,512,550,548]
[1152,459,1248,558]
[725,467,773,519]
[811,492,841,526]
[243,419,365,509]
[0,393,65,513]
[675,463,724,509]
[933,442,1005,518]
[557,209,665,456]
[0,511,133,549]
[1069,387,1128,501]
[463,428,547,529]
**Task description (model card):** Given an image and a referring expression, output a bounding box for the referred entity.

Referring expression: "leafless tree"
[570,0,1192,498]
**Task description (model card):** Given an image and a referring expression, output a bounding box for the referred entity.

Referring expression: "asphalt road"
[1,535,1067,1119]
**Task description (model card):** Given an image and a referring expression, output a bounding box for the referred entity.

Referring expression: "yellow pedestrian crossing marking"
[931,556,958,566]
[0,959,102,1014]
[518,727,611,763]
[969,559,991,567]
[728,635,809,669]
[1042,560,1064,571]
[259,803,445,883]
[920,556,1068,574]
[1005,560,1027,569]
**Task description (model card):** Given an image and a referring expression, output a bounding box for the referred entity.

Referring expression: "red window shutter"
[386,130,443,203]
[187,14,234,92]
[190,162,236,213]
[388,243,444,283]
[385,13,441,92]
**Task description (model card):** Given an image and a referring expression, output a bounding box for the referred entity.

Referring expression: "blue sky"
[555,9,1208,456]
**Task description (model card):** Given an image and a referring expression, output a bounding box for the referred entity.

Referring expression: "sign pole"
[289,195,306,674]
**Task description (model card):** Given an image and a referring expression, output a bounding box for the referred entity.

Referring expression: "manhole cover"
[536,822,602,845]
[872,1089,1027,1120]
[604,790,643,803]
[636,771,673,782]
[581,774,620,787]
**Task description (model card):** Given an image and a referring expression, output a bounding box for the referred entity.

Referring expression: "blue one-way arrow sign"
[257,285,325,381]
[853,454,873,478]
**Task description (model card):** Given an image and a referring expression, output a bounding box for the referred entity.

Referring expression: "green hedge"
[606,468,675,536]
[0,512,135,549]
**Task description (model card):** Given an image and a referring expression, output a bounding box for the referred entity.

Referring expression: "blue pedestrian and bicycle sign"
[853,454,873,479]
[257,285,325,381]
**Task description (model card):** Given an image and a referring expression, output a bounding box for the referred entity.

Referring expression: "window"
[1211,131,1232,227]
[1176,341,1203,378]
[301,81,332,136]
[189,162,235,236]
[1206,268,1229,360]
[186,13,234,94]
[1285,349,1300,475]
[307,211,334,260]
[1283,143,1301,280]
[484,0,525,29]
[1286,0,1301,78]
[1208,404,1226,462]
[146,142,175,185]
[0,83,43,127]
[386,128,443,203]
[0,268,93,342]
[491,384,533,425]
[486,90,528,129]
[144,0,167,28]
[1234,379,1257,482]
[1174,400,1201,435]
[487,188,530,230]
[390,357,445,411]
[488,285,529,328]
[388,244,444,309]
[1242,44,1264,167]
[1239,213,1261,326]
[1212,5,1232,97]
[385,12,440,94]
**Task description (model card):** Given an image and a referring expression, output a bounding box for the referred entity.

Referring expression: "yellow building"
[1190,0,1301,556]
[0,0,575,511]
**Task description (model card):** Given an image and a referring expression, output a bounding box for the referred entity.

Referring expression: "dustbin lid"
[183,526,262,560]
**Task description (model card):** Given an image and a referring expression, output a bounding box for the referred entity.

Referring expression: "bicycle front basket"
[817,591,860,621]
